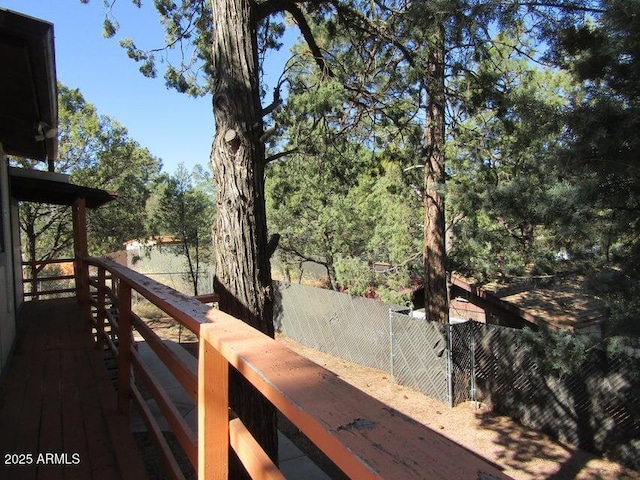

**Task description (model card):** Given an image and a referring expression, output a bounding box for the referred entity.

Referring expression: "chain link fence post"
[447,322,453,407]
[389,308,395,384]
[470,323,477,406]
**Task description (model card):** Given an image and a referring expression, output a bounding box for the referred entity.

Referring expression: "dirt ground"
[141,316,639,479]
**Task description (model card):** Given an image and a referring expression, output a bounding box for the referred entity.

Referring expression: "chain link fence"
[449,321,476,406]
[450,321,640,470]
[275,282,392,370]
[127,248,213,297]
[390,310,449,404]
[275,282,450,405]
[276,281,639,470]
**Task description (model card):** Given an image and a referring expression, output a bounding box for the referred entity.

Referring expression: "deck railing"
[22,258,77,299]
[76,256,508,480]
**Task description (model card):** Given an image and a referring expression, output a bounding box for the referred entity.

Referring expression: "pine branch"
[287,4,335,79]
[255,0,308,20]
[327,0,417,68]
[266,148,298,163]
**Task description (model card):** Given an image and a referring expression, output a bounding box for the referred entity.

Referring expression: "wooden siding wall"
[10,195,23,312]
[0,141,17,373]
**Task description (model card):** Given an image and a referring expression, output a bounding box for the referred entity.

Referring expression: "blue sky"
[2,0,294,174]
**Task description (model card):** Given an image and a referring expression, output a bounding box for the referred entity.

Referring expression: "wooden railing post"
[198,324,229,480]
[118,280,132,417]
[79,257,92,321]
[30,261,39,301]
[96,266,106,350]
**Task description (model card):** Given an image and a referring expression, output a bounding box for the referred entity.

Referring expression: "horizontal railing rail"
[80,256,510,480]
[22,257,75,266]
[22,258,76,299]
[193,293,221,304]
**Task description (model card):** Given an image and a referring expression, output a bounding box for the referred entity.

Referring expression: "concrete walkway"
[131,340,330,479]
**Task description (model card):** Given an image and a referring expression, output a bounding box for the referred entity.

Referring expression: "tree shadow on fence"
[469,323,640,474]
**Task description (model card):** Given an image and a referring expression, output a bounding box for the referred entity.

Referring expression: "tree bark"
[325,254,339,291]
[210,0,278,472]
[423,23,449,324]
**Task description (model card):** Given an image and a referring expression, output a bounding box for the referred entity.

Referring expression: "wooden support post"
[198,324,230,480]
[118,281,132,417]
[72,197,90,316]
[96,266,106,350]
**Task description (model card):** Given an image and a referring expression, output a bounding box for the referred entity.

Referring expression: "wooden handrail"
[85,257,205,477]
[85,257,207,335]
[81,256,510,480]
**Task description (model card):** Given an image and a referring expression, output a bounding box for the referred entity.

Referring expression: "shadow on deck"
[0,298,148,480]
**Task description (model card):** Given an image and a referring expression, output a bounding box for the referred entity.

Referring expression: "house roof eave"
[9,167,116,209]
[0,8,58,163]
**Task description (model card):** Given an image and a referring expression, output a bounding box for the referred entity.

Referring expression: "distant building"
[450,275,608,336]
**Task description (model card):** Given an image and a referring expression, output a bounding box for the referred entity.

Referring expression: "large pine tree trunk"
[210,0,278,472]
[423,23,449,324]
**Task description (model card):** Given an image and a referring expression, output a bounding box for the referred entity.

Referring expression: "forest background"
[17,0,640,335]
[12,0,640,467]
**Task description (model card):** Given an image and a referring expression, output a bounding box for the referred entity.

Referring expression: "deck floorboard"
[0,298,149,480]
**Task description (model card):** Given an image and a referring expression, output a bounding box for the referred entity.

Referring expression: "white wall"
[0,142,17,373]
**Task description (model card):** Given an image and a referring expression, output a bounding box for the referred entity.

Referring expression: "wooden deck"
[0,298,149,480]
